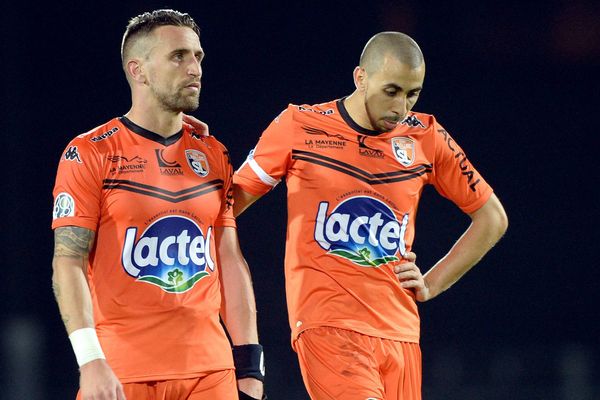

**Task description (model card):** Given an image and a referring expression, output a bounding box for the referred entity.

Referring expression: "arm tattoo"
[54,226,95,258]
[53,227,95,331]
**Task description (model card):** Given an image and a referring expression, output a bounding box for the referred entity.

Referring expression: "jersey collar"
[336,97,381,137]
[119,116,183,146]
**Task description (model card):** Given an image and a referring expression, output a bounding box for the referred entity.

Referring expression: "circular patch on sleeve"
[53,192,75,219]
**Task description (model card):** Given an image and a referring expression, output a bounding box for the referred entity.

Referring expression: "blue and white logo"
[53,192,75,219]
[122,216,214,293]
[314,196,408,267]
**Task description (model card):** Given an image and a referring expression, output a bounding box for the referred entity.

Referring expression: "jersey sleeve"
[233,106,295,195]
[430,119,493,214]
[51,138,103,231]
[214,140,237,228]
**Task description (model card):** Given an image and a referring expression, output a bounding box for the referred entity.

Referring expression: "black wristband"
[238,390,267,400]
[233,344,265,382]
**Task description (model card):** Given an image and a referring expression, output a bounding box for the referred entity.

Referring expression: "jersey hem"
[232,174,272,197]
[293,322,420,348]
[51,218,97,232]
[117,366,235,383]
[460,188,493,214]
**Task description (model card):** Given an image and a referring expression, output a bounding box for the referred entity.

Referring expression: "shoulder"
[186,128,231,163]
[292,99,337,117]
[278,99,339,125]
[403,111,436,131]
[60,118,121,158]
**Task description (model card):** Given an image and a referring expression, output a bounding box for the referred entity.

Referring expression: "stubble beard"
[153,86,200,114]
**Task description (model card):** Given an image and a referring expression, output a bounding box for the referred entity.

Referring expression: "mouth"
[184,82,201,92]
[382,119,400,131]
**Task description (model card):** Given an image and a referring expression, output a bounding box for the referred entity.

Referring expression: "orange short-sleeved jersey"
[234,99,493,344]
[52,117,235,382]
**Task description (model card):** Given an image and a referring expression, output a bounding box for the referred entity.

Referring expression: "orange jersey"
[52,117,235,382]
[234,99,493,344]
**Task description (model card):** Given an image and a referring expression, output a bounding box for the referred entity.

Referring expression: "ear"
[353,66,367,92]
[126,59,146,84]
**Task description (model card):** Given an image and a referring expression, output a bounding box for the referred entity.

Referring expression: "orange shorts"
[76,369,237,400]
[295,327,421,400]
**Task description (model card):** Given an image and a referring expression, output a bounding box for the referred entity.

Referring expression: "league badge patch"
[185,149,210,177]
[391,137,415,167]
[53,192,75,219]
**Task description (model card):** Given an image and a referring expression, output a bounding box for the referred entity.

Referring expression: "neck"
[125,97,183,138]
[343,91,374,131]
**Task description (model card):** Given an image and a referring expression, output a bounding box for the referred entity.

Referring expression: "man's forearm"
[423,194,508,300]
[52,257,95,333]
[219,255,259,344]
[52,227,96,334]
[216,226,259,343]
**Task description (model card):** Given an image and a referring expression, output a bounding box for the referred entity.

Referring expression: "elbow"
[493,206,509,242]
[498,207,509,236]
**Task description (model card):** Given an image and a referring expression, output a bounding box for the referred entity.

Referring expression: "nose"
[392,96,408,119]
[188,59,201,78]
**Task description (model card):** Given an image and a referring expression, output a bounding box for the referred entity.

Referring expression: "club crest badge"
[391,137,415,167]
[185,149,210,177]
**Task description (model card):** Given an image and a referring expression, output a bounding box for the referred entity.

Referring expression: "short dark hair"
[359,32,424,73]
[121,9,200,67]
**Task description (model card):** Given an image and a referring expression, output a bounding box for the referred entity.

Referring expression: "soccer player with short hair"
[51,9,264,400]
[233,32,508,399]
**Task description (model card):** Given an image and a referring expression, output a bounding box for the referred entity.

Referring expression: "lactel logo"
[314,196,408,267]
[122,216,213,293]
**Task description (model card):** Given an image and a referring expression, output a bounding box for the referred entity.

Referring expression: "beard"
[152,85,200,113]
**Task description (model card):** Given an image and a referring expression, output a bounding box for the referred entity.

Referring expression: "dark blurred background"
[2,1,598,399]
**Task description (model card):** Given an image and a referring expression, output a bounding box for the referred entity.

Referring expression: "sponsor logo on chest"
[155,149,183,176]
[314,196,408,267]
[303,126,347,150]
[122,216,214,293]
[108,155,147,174]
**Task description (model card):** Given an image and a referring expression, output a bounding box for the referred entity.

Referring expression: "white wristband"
[68,328,106,367]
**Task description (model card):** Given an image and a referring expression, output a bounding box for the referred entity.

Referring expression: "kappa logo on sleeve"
[90,127,119,142]
[297,105,335,115]
[400,115,426,128]
[63,146,82,163]
[53,192,75,219]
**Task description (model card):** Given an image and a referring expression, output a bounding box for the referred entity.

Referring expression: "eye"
[384,89,397,97]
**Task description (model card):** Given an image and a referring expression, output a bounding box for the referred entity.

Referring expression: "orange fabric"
[53,117,236,382]
[296,327,422,400]
[234,99,493,344]
[75,369,238,400]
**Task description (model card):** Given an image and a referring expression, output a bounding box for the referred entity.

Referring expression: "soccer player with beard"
[232,32,508,399]
[51,9,264,400]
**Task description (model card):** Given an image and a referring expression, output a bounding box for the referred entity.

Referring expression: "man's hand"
[182,114,209,136]
[79,359,125,400]
[238,377,264,399]
[392,252,431,302]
